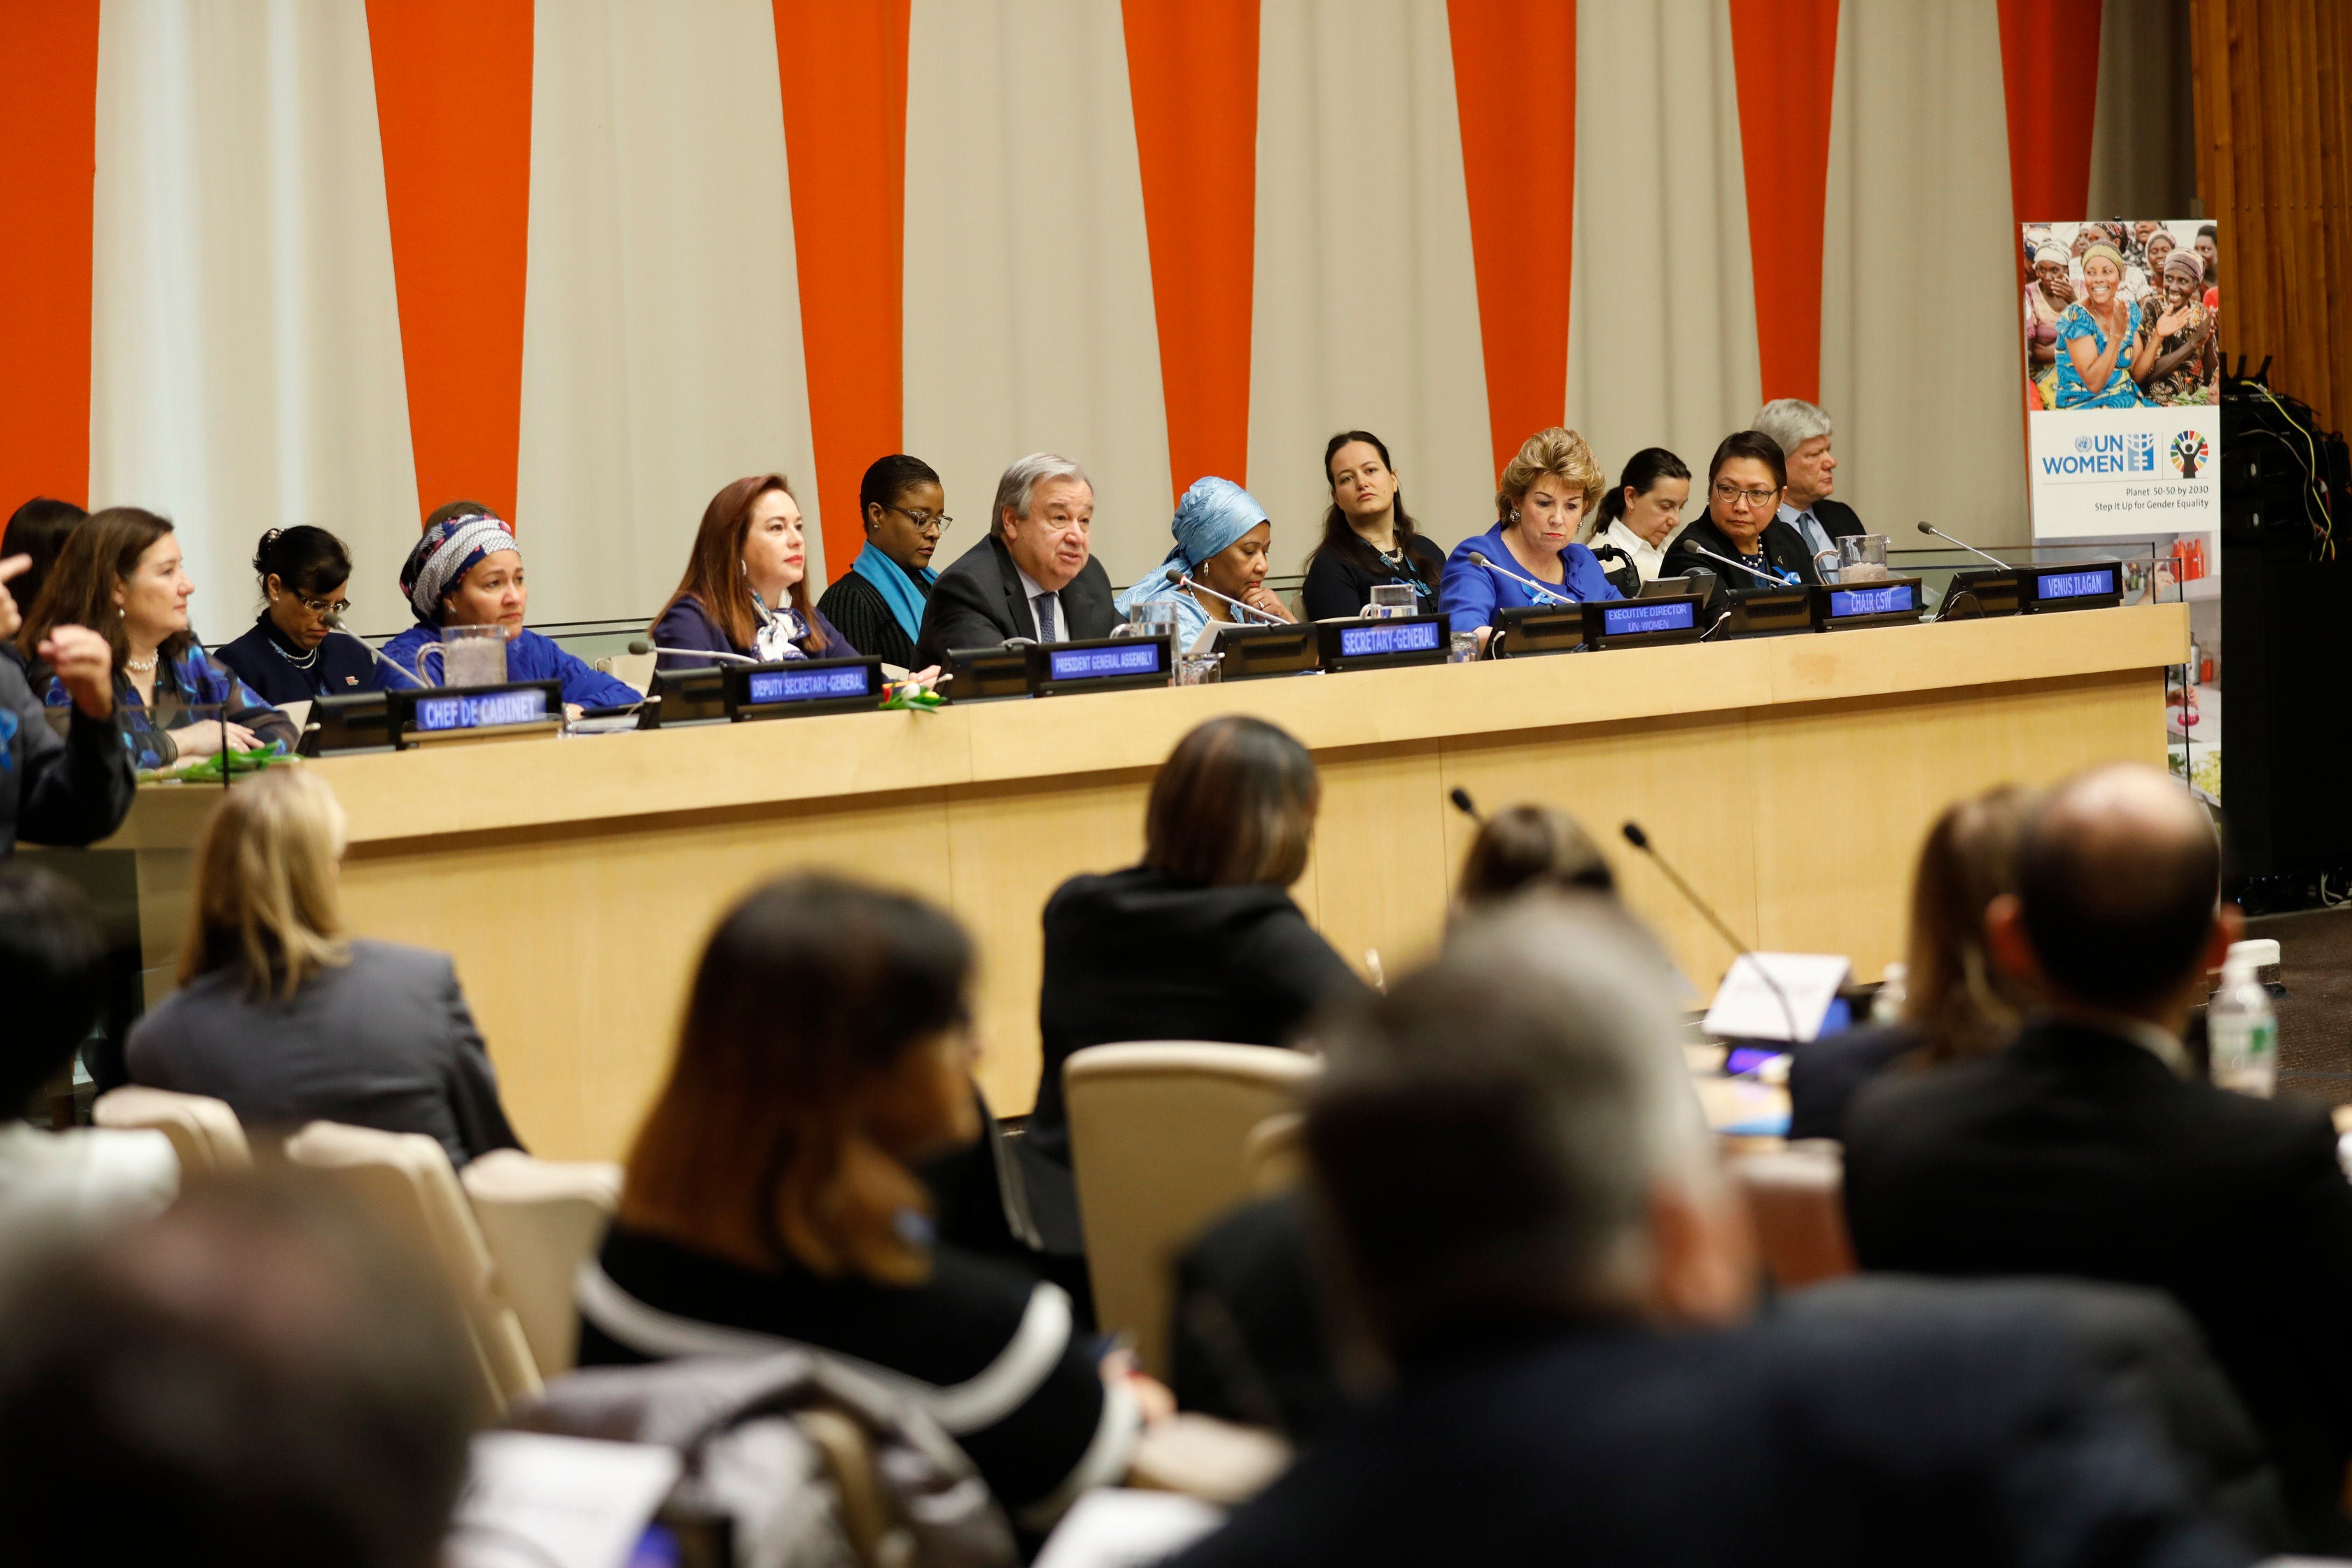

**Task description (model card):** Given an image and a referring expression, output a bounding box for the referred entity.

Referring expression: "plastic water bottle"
[2209,948,2278,1096]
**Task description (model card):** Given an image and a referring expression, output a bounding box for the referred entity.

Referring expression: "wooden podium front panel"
[104,605,2187,1158]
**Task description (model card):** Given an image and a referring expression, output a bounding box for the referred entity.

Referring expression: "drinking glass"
[1449,629,1482,664]
[1367,582,1416,620]
[1124,601,1179,640]
[419,624,508,687]
[1837,533,1891,582]
[1177,652,1223,686]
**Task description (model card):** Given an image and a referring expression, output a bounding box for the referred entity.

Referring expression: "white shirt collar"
[1600,519,1667,571]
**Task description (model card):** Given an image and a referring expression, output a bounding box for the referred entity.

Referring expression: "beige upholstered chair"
[284,1121,541,1417]
[1243,1112,1305,1194]
[91,1086,253,1175]
[593,649,657,694]
[460,1149,623,1378]
[1064,1042,1322,1377]
[1729,1140,1856,1289]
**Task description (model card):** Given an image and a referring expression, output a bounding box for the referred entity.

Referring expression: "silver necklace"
[270,636,320,670]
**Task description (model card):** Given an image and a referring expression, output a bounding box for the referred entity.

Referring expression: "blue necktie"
[1032,593,1056,641]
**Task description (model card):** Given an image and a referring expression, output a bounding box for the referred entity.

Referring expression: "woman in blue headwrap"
[1114,477,1296,650]
[382,507,640,710]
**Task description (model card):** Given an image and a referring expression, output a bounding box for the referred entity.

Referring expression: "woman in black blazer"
[1660,430,1821,614]
[125,768,521,1167]
[1027,716,1365,1172]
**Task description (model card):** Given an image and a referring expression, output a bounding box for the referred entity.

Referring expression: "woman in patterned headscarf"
[2053,242,2157,409]
[2139,250,2220,407]
[2024,242,2076,410]
[381,507,640,708]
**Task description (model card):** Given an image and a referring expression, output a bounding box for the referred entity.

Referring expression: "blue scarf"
[850,540,937,645]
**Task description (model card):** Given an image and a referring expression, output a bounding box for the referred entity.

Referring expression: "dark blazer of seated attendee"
[125,769,523,1169]
[1169,896,2246,1568]
[1660,430,1821,615]
[1,556,130,858]
[1842,762,2352,1553]
[575,874,1165,1532]
[1439,426,1622,651]
[814,454,945,670]
[650,473,851,670]
[1300,430,1447,620]
[1754,397,1864,571]
[1786,784,2031,1140]
[214,526,386,704]
[910,453,1116,668]
[1028,715,1366,1176]
[21,507,297,771]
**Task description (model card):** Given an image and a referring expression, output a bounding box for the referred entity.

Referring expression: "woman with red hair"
[650,474,849,667]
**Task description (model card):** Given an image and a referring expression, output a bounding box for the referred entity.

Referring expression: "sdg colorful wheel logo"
[2171,431,2210,479]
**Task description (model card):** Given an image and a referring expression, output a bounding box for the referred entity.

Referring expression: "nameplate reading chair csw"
[1063,1042,1322,1379]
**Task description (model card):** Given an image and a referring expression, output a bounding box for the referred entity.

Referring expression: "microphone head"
[627,638,652,656]
[1619,821,1650,851]
[1916,522,1936,536]
[322,612,345,630]
[1448,787,1480,821]
[1466,551,1490,566]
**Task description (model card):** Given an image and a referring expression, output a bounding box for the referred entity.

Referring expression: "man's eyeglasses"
[883,506,952,536]
[297,594,351,616]
[1712,482,1780,510]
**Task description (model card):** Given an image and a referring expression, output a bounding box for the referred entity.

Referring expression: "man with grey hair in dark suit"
[911,452,1119,668]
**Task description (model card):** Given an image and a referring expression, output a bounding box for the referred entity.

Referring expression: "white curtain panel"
[90,0,421,643]
[1566,0,1763,522]
[1818,0,2026,547]
[901,0,1173,587]
[1247,0,1493,564]
[517,0,825,626]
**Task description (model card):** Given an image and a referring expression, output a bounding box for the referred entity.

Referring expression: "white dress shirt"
[1013,562,1066,643]
[1598,519,1669,584]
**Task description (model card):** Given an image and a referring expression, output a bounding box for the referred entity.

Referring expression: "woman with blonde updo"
[1439,427,1623,650]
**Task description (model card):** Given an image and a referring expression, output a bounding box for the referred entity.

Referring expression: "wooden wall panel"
[2190,0,2352,431]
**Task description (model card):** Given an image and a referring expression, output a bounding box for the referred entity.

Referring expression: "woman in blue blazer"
[1441,426,1621,652]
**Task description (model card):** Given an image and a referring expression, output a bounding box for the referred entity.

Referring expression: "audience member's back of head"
[1306,896,1728,1365]
[1903,785,2032,1060]
[2015,764,2221,1011]
[180,766,351,1001]
[0,1175,475,1568]
[1144,716,1320,888]
[623,873,976,1286]
[0,864,104,1113]
[1454,804,1616,912]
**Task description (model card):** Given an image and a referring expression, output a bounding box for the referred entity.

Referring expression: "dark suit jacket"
[126,938,524,1168]
[1660,512,1820,615]
[1171,1294,2248,1568]
[910,535,1117,668]
[1812,495,1867,540]
[1843,1018,2352,1550]
[1785,1021,1926,1141]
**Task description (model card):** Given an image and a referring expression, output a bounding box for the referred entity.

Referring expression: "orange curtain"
[0,0,99,514]
[366,0,533,530]
[1124,0,1261,500]
[774,0,912,575]
[1996,0,2104,234]
[1728,0,1840,405]
[1447,0,1576,481]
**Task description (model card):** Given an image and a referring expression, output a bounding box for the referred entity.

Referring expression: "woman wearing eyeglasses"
[215,526,386,704]
[814,455,948,671]
[1660,430,1820,613]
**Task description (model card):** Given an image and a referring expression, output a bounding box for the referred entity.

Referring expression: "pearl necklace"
[124,652,158,673]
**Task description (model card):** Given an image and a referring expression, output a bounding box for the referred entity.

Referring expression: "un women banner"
[2019,219,2221,541]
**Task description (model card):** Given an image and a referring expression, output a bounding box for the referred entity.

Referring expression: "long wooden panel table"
[93,604,2188,1159]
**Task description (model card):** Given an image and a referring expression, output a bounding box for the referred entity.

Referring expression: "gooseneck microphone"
[323,615,428,689]
[1176,575,1289,625]
[1675,542,1798,589]
[1464,551,1576,606]
[627,638,761,666]
[1619,820,1800,1043]
[1448,787,1483,822]
[1916,521,2012,571]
